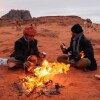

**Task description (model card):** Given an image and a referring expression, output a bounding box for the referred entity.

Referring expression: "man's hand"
[39,52,46,58]
[60,43,66,52]
[27,55,37,65]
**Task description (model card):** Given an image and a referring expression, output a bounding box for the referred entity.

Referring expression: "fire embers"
[37,81,64,96]
[14,77,64,97]
[14,79,64,97]
[14,60,70,96]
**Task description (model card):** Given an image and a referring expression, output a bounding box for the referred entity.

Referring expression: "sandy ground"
[0,23,100,100]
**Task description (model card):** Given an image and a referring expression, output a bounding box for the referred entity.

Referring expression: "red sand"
[0,23,100,100]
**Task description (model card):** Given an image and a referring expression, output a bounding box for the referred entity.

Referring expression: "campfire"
[14,60,70,96]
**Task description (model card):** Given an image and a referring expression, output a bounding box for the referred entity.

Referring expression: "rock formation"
[1,9,32,20]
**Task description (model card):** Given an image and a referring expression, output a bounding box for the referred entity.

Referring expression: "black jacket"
[10,36,39,61]
[63,34,97,71]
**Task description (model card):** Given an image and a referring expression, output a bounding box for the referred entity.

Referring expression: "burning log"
[14,60,70,96]
[35,82,64,99]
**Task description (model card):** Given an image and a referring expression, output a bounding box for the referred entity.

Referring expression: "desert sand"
[0,19,100,100]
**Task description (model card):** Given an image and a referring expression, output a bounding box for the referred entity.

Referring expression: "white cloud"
[0,0,100,23]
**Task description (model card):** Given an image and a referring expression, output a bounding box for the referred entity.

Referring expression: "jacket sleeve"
[11,41,27,61]
[63,38,73,54]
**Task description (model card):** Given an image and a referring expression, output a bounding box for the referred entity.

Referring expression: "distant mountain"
[1,9,32,20]
[0,15,86,26]
[31,16,84,25]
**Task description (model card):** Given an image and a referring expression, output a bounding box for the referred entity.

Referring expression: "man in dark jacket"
[57,24,97,71]
[7,25,46,70]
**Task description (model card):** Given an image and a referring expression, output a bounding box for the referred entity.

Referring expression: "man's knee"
[57,55,69,64]
[75,58,91,69]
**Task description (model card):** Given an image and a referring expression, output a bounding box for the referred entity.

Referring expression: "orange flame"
[22,60,70,92]
[80,51,85,58]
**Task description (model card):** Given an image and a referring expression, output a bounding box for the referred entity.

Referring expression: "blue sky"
[0,0,100,23]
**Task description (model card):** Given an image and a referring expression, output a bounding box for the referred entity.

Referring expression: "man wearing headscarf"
[7,25,46,71]
[57,24,97,71]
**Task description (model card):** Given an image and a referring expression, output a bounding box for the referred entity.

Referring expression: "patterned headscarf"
[23,26,36,35]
